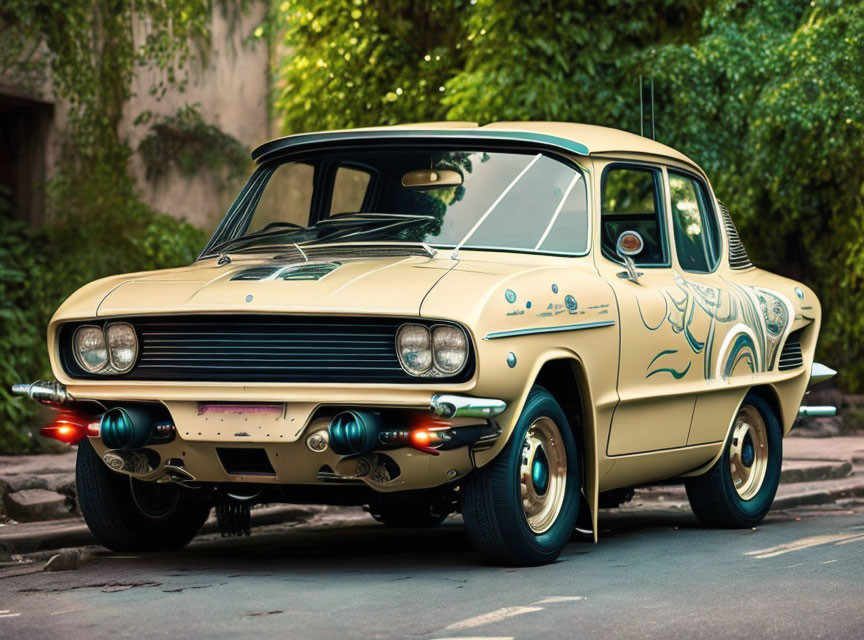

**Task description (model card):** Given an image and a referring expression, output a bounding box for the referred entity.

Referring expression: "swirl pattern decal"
[641,273,792,381]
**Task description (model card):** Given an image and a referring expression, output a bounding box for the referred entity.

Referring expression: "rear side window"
[601,166,668,265]
[669,171,721,273]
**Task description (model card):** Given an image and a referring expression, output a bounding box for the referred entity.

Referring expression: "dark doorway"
[0,87,53,224]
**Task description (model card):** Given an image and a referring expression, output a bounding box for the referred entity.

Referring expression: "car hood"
[89,255,456,318]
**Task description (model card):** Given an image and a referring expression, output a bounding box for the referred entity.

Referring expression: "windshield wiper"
[206,226,309,256]
[205,213,435,257]
[309,213,435,244]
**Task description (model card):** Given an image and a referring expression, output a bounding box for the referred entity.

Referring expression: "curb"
[0,504,319,557]
[780,460,853,484]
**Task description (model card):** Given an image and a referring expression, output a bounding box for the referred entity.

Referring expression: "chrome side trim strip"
[483,320,616,341]
[798,406,837,417]
[430,394,507,419]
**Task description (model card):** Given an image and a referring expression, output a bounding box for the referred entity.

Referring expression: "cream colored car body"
[45,122,821,538]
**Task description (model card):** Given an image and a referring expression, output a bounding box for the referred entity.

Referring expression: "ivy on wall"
[137,105,251,184]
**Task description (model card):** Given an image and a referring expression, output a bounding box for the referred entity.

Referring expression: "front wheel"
[461,386,581,566]
[76,439,212,551]
[685,392,782,528]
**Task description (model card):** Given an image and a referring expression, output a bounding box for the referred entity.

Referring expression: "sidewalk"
[2,435,864,558]
[618,434,864,512]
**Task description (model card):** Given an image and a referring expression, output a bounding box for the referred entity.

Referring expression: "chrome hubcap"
[520,417,567,534]
[729,405,769,501]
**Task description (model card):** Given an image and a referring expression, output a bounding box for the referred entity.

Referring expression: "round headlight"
[396,324,432,375]
[105,323,138,373]
[73,326,109,373]
[432,325,468,374]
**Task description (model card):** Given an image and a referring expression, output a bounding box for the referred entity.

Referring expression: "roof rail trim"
[251,129,590,162]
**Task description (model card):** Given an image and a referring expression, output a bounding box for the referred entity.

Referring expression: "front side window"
[668,171,721,273]
[600,165,667,265]
[203,148,589,257]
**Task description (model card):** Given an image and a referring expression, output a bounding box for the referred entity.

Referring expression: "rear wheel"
[461,386,581,566]
[685,392,782,528]
[77,439,212,551]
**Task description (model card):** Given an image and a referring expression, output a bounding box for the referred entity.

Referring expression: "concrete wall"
[0,4,272,231]
[124,5,272,231]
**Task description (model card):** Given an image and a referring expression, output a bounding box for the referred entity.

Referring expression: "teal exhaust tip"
[328,411,383,456]
[100,407,155,449]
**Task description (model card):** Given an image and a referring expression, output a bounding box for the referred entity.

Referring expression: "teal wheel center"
[532,447,550,496]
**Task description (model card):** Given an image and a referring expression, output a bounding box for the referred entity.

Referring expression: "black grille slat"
[718,202,754,270]
[778,331,804,371]
[60,315,474,383]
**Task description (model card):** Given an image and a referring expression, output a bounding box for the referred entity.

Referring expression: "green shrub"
[0,197,205,454]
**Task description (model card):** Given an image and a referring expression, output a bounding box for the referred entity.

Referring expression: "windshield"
[202,147,589,257]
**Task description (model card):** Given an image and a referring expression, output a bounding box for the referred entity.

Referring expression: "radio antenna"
[639,75,656,140]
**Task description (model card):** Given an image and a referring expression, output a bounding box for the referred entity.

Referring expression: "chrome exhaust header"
[11,380,70,405]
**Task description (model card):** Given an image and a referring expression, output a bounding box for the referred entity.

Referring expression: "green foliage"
[137,105,252,183]
[269,0,472,132]
[0,202,205,453]
[643,0,864,390]
[442,0,706,127]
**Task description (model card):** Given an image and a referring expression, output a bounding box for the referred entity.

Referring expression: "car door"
[663,169,757,445]
[594,162,698,455]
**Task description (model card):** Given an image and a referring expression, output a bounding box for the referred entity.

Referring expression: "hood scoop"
[230,262,341,282]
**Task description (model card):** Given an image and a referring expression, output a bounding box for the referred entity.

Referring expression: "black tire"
[76,439,212,551]
[461,386,581,566]
[685,392,782,528]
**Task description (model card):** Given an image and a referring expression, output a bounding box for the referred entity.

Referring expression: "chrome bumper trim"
[809,362,836,387]
[798,406,837,418]
[11,380,70,405]
[430,394,506,419]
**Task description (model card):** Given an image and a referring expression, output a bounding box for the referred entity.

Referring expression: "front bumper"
[13,380,507,492]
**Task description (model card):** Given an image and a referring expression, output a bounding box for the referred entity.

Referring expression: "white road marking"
[444,606,544,630]
[746,532,864,559]
[533,596,584,605]
[835,534,864,546]
[0,613,21,618]
[435,637,514,640]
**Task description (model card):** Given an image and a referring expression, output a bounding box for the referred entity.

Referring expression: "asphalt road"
[1,504,863,640]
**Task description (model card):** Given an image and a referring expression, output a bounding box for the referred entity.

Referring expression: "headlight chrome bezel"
[396,322,469,378]
[72,322,139,375]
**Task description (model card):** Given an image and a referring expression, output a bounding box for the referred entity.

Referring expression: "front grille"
[59,315,473,383]
[778,330,804,371]
[718,202,753,270]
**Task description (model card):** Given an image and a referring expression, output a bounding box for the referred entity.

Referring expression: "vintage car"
[14,122,836,566]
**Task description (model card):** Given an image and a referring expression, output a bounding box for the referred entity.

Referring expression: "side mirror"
[615,230,644,283]
[401,168,463,190]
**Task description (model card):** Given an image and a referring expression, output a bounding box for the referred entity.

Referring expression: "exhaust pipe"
[328,411,383,455]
